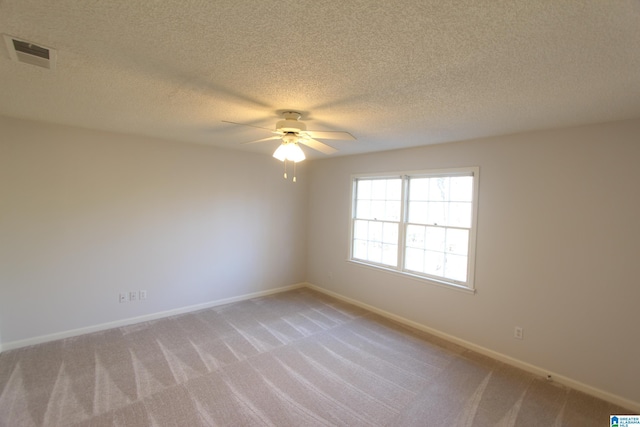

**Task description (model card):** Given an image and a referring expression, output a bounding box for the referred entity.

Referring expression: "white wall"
[0,116,308,345]
[2,114,639,407]
[307,119,640,407]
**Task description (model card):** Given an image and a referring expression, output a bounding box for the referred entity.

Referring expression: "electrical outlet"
[119,292,127,303]
[514,326,524,340]
[139,290,147,300]
[129,291,137,301]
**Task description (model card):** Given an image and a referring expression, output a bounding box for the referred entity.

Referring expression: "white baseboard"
[304,282,640,413]
[3,281,637,412]
[0,283,305,352]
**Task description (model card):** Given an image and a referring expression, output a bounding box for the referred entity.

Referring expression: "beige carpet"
[0,288,631,426]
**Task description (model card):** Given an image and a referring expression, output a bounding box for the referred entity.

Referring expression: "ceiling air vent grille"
[3,34,57,70]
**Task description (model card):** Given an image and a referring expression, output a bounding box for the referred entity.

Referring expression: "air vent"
[3,34,57,70]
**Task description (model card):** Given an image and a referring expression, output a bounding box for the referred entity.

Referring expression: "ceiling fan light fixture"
[273,141,305,163]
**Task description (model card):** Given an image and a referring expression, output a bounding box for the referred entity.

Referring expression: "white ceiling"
[1,0,639,159]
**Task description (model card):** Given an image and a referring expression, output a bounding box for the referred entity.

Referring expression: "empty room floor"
[0,288,631,426]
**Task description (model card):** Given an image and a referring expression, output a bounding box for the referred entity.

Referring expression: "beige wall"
[0,116,308,345]
[307,118,640,407]
[2,114,639,407]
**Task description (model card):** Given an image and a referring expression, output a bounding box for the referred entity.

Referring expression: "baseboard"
[3,281,637,412]
[304,282,640,413]
[0,283,305,352]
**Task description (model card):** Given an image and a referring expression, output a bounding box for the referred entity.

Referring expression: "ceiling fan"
[223,111,355,158]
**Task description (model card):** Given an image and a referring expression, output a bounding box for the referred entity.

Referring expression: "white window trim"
[348,167,479,293]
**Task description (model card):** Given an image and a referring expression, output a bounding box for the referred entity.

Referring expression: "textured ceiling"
[1,0,639,159]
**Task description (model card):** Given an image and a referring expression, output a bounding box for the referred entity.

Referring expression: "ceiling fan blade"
[299,137,338,155]
[222,120,274,132]
[241,135,282,144]
[306,130,356,140]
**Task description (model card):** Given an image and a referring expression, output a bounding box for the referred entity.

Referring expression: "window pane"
[387,179,402,200]
[424,226,445,252]
[369,221,382,242]
[368,241,382,263]
[445,254,467,281]
[382,244,397,266]
[371,180,387,200]
[356,179,401,221]
[446,228,469,255]
[408,201,428,224]
[406,224,425,249]
[353,219,399,267]
[385,201,401,221]
[448,202,471,227]
[369,200,401,221]
[354,220,368,240]
[409,178,429,201]
[382,222,398,244]
[428,177,449,202]
[357,180,371,200]
[405,247,424,271]
[450,176,473,202]
[371,200,386,220]
[353,239,367,259]
[427,202,446,225]
[356,200,371,219]
[424,250,445,277]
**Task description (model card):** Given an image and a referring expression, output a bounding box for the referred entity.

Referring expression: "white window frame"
[349,167,479,292]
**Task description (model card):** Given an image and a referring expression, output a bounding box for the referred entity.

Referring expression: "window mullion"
[397,175,409,272]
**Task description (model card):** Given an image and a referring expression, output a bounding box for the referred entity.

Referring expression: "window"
[350,167,479,291]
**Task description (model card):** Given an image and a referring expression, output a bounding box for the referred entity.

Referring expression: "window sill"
[346,259,476,295]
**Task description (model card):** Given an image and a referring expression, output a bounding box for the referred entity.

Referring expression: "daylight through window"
[350,168,479,290]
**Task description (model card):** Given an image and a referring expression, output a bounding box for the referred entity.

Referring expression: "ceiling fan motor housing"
[276,111,306,134]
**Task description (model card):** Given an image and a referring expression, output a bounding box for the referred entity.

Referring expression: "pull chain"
[280,160,298,182]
